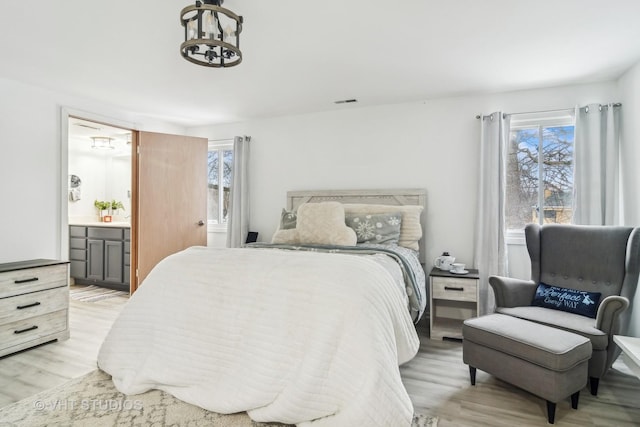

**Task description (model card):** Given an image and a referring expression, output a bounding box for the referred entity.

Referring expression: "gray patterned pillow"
[345,213,402,244]
[280,208,297,230]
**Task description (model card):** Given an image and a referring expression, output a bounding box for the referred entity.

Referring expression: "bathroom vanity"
[69,224,130,292]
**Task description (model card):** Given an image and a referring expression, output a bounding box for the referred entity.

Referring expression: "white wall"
[0,77,185,263]
[188,81,617,276]
[618,60,640,337]
[67,149,108,219]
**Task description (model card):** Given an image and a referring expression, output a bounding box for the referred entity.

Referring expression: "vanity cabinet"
[70,225,130,292]
[0,259,70,357]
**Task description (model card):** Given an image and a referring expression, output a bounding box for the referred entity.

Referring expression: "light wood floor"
[1,294,639,426]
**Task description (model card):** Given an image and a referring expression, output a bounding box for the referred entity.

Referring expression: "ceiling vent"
[74,122,101,130]
[334,99,358,104]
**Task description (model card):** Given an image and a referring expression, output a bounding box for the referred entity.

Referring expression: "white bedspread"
[98,246,420,426]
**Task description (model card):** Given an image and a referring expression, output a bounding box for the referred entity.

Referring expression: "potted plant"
[94,200,110,220]
[110,200,125,218]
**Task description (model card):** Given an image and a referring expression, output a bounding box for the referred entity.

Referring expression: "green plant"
[110,200,125,211]
[94,200,110,211]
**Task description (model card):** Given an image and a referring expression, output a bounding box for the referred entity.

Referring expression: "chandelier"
[180,0,244,68]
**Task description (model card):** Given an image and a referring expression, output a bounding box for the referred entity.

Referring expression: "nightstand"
[429,267,479,340]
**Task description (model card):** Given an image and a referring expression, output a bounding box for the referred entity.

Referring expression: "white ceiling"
[1,1,640,127]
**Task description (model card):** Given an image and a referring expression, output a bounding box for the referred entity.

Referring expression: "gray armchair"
[489,223,640,396]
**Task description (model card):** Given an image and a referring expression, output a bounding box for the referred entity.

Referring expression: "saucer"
[450,269,469,274]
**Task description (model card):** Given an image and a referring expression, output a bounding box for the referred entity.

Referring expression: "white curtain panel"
[473,112,510,315]
[226,136,250,248]
[573,104,621,225]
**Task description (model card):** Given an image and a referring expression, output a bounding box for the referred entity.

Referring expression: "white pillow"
[271,229,300,244]
[342,204,423,251]
[296,202,357,246]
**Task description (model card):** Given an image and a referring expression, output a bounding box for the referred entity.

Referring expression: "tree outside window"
[208,144,233,226]
[505,115,575,231]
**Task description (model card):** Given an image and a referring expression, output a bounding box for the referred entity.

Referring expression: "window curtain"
[572,103,622,225]
[473,112,510,315]
[226,136,250,248]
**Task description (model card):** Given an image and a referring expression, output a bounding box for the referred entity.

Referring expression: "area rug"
[0,370,438,427]
[69,285,129,302]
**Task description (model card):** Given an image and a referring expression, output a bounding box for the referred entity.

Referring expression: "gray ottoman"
[462,314,592,424]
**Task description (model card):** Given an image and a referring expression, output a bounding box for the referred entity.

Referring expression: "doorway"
[61,109,208,294]
[66,116,134,293]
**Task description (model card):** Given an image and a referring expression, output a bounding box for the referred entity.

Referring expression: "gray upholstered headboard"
[286,189,427,262]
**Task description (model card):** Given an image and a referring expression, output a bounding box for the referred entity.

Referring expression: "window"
[505,111,575,237]
[207,142,233,230]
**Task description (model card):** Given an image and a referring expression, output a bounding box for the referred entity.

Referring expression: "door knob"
[198,220,205,226]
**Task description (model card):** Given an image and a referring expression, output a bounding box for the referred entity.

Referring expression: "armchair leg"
[546,400,556,424]
[469,366,476,385]
[590,377,599,396]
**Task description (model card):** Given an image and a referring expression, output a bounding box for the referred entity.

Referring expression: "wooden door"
[132,131,208,291]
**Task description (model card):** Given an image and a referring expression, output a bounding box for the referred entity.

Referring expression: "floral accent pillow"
[345,213,402,245]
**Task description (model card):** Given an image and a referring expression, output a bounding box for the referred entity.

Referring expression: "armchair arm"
[595,295,629,335]
[489,275,537,308]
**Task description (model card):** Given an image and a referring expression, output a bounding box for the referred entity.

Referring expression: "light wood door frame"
[130,131,139,293]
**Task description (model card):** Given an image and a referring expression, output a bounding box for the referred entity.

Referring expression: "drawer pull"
[14,277,39,284]
[14,325,39,334]
[444,286,465,291]
[17,302,41,310]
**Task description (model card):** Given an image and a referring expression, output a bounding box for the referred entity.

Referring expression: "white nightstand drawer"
[0,286,68,324]
[0,264,68,298]
[432,277,477,302]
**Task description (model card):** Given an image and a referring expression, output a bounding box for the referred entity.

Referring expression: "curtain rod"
[208,136,252,142]
[475,103,622,120]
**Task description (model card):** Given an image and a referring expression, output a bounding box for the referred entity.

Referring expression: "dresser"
[429,267,479,340]
[0,259,70,357]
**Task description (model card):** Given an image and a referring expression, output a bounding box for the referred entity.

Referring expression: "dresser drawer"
[0,309,67,350]
[0,287,68,324]
[0,264,68,298]
[432,277,478,302]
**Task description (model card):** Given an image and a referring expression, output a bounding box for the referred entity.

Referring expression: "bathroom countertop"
[69,221,130,228]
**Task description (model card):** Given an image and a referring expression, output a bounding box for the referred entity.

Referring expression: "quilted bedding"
[98,246,420,426]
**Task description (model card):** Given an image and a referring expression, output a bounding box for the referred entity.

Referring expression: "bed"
[97,189,427,427]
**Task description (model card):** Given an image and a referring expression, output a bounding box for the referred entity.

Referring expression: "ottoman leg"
[571,391,580,409]
[546,401,556,424]
[469,366,476,385]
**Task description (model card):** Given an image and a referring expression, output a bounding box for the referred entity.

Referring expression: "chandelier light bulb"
[188,19,196,40]
[205,12,218,39]
[223,24,235,43]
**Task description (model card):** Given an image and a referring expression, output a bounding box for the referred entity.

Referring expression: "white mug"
[451,263,466,273]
